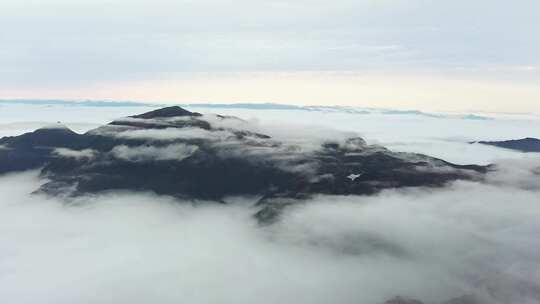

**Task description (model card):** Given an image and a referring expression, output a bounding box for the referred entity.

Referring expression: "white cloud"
[1,161,540,303]
[111,143,198,162]
[486,157,540,190]
[53,148,97,160]
[115,127,232,142]
[2,106,540,303]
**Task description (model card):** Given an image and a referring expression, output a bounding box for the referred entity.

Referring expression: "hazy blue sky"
[1,0,539,112]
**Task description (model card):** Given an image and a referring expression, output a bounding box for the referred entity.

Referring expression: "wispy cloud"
[53,148,97,160]
[111,143,198,162]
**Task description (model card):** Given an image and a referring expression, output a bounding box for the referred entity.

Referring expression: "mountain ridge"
[475,137,540,153]
[0,106,488,221]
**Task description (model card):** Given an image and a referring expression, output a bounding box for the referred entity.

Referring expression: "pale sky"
[1,0,539,113]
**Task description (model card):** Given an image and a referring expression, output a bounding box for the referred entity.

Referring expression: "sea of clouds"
[1,103,540,304]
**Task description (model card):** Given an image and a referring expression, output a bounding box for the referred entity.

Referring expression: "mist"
[1,104,540,303]
[1,160,540,303]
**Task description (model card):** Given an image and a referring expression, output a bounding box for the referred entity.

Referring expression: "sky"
[1,0,539,113]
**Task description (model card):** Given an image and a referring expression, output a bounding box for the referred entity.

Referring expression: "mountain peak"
[39,124,73,132]
[0,107,486,219]
[131,106,202,119]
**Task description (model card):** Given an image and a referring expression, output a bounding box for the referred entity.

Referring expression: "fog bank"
[1,164,539,304]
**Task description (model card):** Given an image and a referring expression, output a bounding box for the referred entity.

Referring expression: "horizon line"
[1,98,537,117]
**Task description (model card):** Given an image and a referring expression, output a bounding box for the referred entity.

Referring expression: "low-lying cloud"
[53,148,98,160]
[115,126,234,142]
[0,158,539,304]
[2,105,540,303]
[111,143,199,162]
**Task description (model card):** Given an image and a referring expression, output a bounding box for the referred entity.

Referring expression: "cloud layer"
[1,161,540,304]
[1,105,540,303]
[111,143,198,162]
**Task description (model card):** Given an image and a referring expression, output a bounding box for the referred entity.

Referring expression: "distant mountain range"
[475,138,540,153]
[0,106,488,222]
[0,99,494,120]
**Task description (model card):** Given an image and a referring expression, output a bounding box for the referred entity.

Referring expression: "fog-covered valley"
[1,103,540,304]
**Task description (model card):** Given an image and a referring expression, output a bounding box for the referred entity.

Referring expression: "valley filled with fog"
[1,104,540,304]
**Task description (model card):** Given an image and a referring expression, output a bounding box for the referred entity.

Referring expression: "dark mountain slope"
[475,137,540,152]
[0,106,487,218]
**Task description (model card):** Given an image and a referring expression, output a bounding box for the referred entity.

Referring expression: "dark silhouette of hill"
[0,106,487,221]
